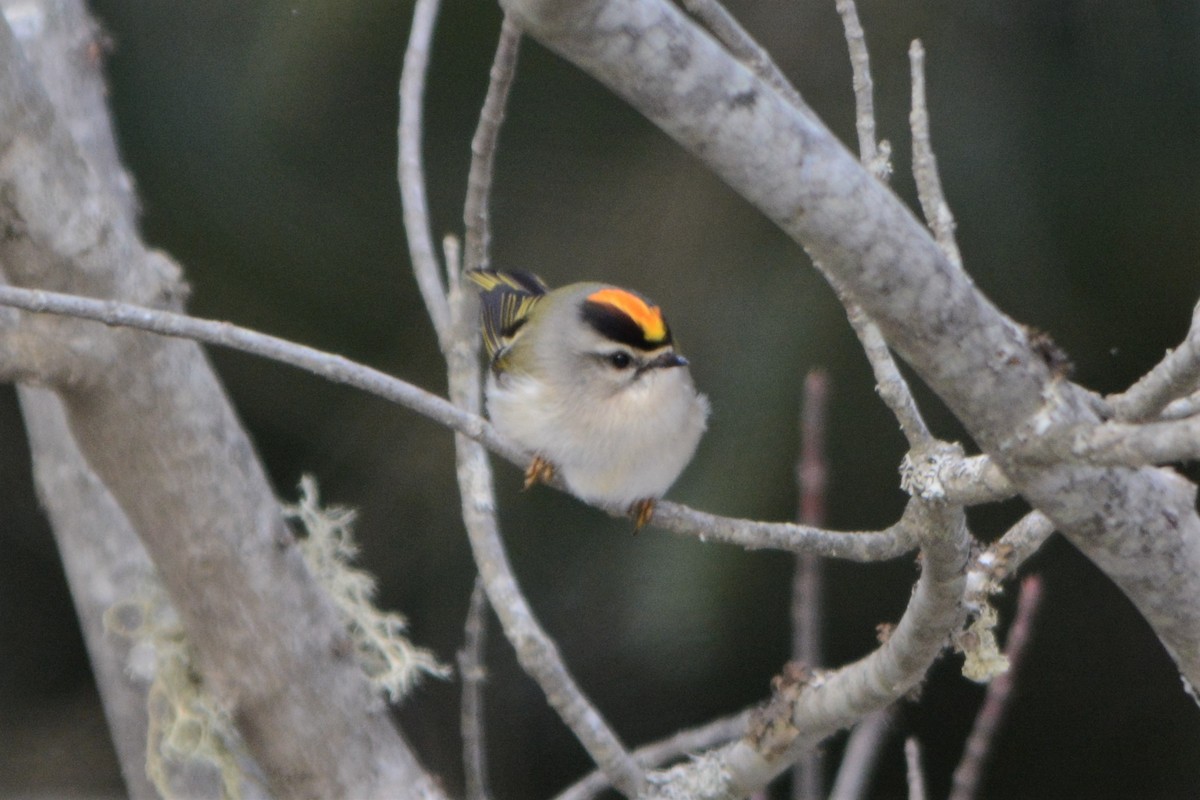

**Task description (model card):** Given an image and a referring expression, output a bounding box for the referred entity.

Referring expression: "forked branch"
[497,0,1200,694]
[401,7,644,794]
[0,282,951,560]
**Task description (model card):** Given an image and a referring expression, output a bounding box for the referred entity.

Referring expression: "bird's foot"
[523,455,555,490]
[629,498,656,533]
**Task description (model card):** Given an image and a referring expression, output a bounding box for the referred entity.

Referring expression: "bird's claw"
[630,498,656,533]
[523,456,555,490]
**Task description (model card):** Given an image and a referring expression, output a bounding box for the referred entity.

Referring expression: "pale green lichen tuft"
[105,588,248,800]
[103,475,447,798]
[644,752,734,800]
[285,475,451,701]
[957,547,1013,683]
[957,600,1010,683]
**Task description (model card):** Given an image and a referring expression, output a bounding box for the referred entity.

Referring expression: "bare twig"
[444,307,645,795]
[974,512,1055,586]
[640,501,969,799]
[554,708,755,800]
[905,738,928,800]
[909,39,963,269]
[459,578,492,800]
[454,480,646,793]
[827,708,895,800]
[796,370,831,532]
[403,11,643,792]
[1017,413,1200,467]
[0,284,931,558]
[463,16,522,273]
[653,498,920,559]
[830,2,931,451]
[845,301,932,447]
[398,0,451,346]
[1107,301,1200,422]
[792,369,828,800]
[500,0,1200,695]
[835,0,888,180]
[0,284,516,454]
[949,576,1044,800]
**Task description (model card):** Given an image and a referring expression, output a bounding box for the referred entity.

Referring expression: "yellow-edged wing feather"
[466,270,549,365]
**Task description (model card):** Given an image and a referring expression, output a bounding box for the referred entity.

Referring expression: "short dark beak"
[649,352,689,370]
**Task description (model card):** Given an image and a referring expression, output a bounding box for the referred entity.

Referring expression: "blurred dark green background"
[2,1,1200,797]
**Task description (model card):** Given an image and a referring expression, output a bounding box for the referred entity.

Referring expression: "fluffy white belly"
[487,372,708,507]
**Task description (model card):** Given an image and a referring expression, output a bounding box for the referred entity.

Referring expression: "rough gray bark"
[498,0,1200,693]
[0,2,444,797]
[19,387,159,799]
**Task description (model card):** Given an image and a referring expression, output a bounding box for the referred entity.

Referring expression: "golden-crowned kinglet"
[467,270,709,529]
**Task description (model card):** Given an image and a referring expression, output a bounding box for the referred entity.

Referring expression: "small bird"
[467,269,709,529]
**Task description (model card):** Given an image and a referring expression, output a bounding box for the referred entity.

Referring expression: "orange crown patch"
[587,288,668,343]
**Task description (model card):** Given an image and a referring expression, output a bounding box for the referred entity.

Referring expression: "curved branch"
[949,576,1044,800]
[463,17,522,273]
[0,283,938,559]
[1107,300,1200,422]
[444,293,645,795]
[908,39,962,269]
[972,511,1055,586]
[0,282,518,449]
[398,0,452,346]
[642,501,970,799]
[555,707,755,800]
[458,578,492,800]
[0,6,442,795]
[651,497,919,559]
[834,0,885,179]
[406,13,643,790]
[497,0,1200,695]
[1018,414,1200,467]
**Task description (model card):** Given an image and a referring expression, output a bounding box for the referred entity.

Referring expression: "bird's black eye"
[607,351,633,369]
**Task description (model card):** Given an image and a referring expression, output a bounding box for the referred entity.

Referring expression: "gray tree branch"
[459,578,492,800]
[908,39,962,270]
[1106,300,1200,422]
[640,501,968,798]
[827,708,895,800]
[555,707,755,800]
[497,0,1200,696]
[438,254,645,795]
[0,282,945,559]
[19,386,160,799]
[401,8,645,793]
[463,16,522,274]
[0,3,444,796]
[398,0,451,346]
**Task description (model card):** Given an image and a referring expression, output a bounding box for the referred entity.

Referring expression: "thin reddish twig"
[792,369,829,800]
[949,575,1045,800]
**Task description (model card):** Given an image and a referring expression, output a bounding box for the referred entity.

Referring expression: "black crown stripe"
[581,299,673,351]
